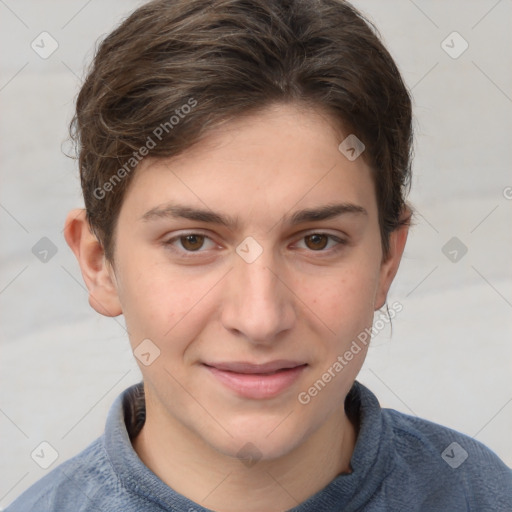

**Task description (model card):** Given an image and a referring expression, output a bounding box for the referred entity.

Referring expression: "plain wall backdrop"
[1,0,511,507]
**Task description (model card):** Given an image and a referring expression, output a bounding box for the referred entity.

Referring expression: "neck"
[132,401,357,512]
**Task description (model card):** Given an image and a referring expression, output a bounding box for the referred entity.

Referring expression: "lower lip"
[204,364,307,399]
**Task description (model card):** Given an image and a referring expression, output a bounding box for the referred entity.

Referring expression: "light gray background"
[1,0,511,507]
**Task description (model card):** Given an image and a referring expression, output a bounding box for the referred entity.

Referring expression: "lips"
[203,360,307,399]
[205,360,306,374]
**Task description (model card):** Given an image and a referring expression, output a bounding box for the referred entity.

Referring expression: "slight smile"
[203,361,308,400]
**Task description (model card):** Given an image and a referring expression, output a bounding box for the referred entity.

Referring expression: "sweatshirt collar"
[104,380,395,511]
[291,380,396,511]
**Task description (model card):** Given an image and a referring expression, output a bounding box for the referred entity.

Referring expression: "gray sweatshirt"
[6,381,512,511]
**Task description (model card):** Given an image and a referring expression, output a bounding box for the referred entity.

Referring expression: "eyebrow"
[140,201,367,228]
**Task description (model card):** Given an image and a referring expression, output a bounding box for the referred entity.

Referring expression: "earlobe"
[374,220,409,310]
[64,209,122,317]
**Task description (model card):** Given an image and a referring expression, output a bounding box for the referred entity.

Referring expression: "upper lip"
[203,360,307,374]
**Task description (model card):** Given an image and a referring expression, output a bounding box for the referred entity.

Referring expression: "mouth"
[202,360,308,399]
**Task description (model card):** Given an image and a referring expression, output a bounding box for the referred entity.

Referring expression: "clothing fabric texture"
[6,381,512,511]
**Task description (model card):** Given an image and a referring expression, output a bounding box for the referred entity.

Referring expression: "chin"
[205,416,309,464]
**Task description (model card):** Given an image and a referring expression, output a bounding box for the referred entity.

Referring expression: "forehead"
[120,104,377,224]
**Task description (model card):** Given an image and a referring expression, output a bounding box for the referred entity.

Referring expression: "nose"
[220,249,296,345]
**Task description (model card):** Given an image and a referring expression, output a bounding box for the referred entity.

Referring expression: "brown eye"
[304,234,329,250]
[164,232,217,257]
[180,234,205,251]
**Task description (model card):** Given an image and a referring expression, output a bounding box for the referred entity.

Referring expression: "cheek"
[118,270,165,340]
[310,261,380,332]
[116,259,220,350]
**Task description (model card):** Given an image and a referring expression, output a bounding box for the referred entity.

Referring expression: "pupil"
[307,234,327,250]
[182,235,203,251]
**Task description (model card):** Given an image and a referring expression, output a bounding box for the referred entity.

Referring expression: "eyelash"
[163,231,347,258]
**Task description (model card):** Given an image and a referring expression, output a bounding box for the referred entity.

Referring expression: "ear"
[374,211,410,310]
[64,209,122,317]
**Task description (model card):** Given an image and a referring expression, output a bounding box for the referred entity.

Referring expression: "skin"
[65,103,408,512]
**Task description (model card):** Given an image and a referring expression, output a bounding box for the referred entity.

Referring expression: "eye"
[296,233,346,252]
[164,233,217,254]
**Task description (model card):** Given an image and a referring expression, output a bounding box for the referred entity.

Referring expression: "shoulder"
[5,383,159,512]
[382,407,512,509]
[5,437,121,512]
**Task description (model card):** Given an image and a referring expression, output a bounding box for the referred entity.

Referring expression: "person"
[6,0,512,510]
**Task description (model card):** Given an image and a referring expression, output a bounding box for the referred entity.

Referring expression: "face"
[99,104,403,460]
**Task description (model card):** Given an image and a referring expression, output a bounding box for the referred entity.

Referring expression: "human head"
[64,0,412,472]
[70,0,412,262]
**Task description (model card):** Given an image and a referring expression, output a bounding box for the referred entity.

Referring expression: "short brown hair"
[71,0,413,260]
